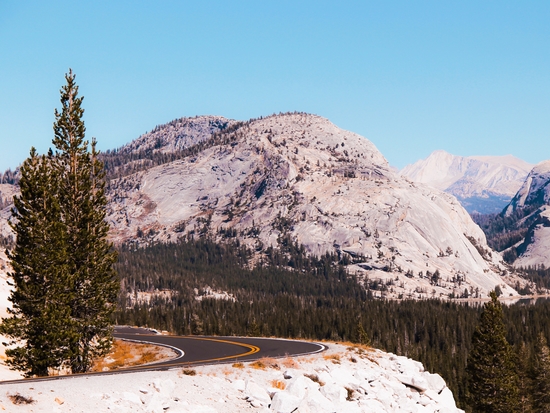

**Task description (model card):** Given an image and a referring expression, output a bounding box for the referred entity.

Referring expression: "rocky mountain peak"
[106,113,523,299]
[117,115,236,155]
[505,160,550,216]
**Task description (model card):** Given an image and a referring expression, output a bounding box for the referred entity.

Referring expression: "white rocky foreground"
[0,343,463,412]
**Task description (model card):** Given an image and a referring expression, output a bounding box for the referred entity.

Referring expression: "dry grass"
[181,368,196,376]
[271,379,286,390]
[281,357,299,369]
[323,354,341,364]
[232,362,245,369]
[250,357,280,370]
[345,343,374,355]
[8,393,35,405]
[304,373,325,386]
[92,339,173,372]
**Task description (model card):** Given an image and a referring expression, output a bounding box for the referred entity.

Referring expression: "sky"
[0,1,549,172]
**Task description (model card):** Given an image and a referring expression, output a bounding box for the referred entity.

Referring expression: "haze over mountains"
[401,150,533,214]
[0,113,544,299]
[401,150,550,270]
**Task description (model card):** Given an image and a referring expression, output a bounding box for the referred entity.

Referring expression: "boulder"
[422,372,447,393]
[286,375,318,399]
[320,382,347,403]
[270,392,301,413]
[245,380,272,406]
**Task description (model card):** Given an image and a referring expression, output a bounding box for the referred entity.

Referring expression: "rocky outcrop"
[497,161,550,267]
[117,115,236,155]
[0,342,464,412]
[106,113,518,298]
[504,160,550,216]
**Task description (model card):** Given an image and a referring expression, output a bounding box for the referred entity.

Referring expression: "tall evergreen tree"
[0,150,73,376]
[532,333,550,412]
[52,70,119,373]
[0,70,118,376]
[466,291,519,413]
[515,342,533,413]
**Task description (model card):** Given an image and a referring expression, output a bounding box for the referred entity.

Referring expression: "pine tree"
[0,150,74,376]
[0,70,118,376]
[515,342,533,413]
[532,333,550,412]
[52,70,119,373]
[466,291,519,413]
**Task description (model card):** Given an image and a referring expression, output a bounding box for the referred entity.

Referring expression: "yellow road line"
[0,336,262,384]
[121,336,261,370]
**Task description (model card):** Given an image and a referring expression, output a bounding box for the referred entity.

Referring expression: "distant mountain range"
[401,150,533,214]
[402,150,550,270]
[0,114,538,298]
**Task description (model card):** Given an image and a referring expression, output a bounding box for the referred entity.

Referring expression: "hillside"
[0,113,528,298]
[401,150,532,214]
[105,113,522,299]
[501,161,550,268]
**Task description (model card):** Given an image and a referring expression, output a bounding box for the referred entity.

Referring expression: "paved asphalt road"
[113,326,327,372]
[0,327,326,384]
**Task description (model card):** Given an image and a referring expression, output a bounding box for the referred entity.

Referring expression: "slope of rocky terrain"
[117,115,236,155]
[401,150,533,214]
[499,161,550,267]
[106,113,522,299]
[0,342,463,412]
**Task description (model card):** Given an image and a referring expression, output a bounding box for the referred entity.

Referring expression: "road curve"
[0,327,326,384]
[113,326,326,372]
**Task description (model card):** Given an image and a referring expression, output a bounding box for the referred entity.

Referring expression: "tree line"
[113,236,550,411]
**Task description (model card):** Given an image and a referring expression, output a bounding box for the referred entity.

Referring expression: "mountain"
[499,161,550,268]
[0,113,528,298]
[504,160,550,215]
[104,113,523,298]
[401,150,533,214]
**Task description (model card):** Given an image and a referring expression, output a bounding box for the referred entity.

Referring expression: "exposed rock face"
[107,113,518,298]
[504,161,550,215]
[513,207,550,267]
[501,161,550,267]
[401,150,533,214]
[117,115,236,155]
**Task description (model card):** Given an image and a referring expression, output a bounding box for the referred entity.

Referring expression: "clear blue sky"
[1,1,549,171]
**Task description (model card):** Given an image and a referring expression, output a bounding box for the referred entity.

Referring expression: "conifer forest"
[113,236,550,410]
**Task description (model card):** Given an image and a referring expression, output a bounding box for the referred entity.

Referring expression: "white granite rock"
[245,380,272,406]
[270,391,301,413]
[320,382,347,403]
[423,372,447,393]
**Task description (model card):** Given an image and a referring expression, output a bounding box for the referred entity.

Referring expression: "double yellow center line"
[123,335,261,369]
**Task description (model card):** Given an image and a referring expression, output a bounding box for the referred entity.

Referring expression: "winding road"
[0,327,326,383]
[113,326,326,372]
